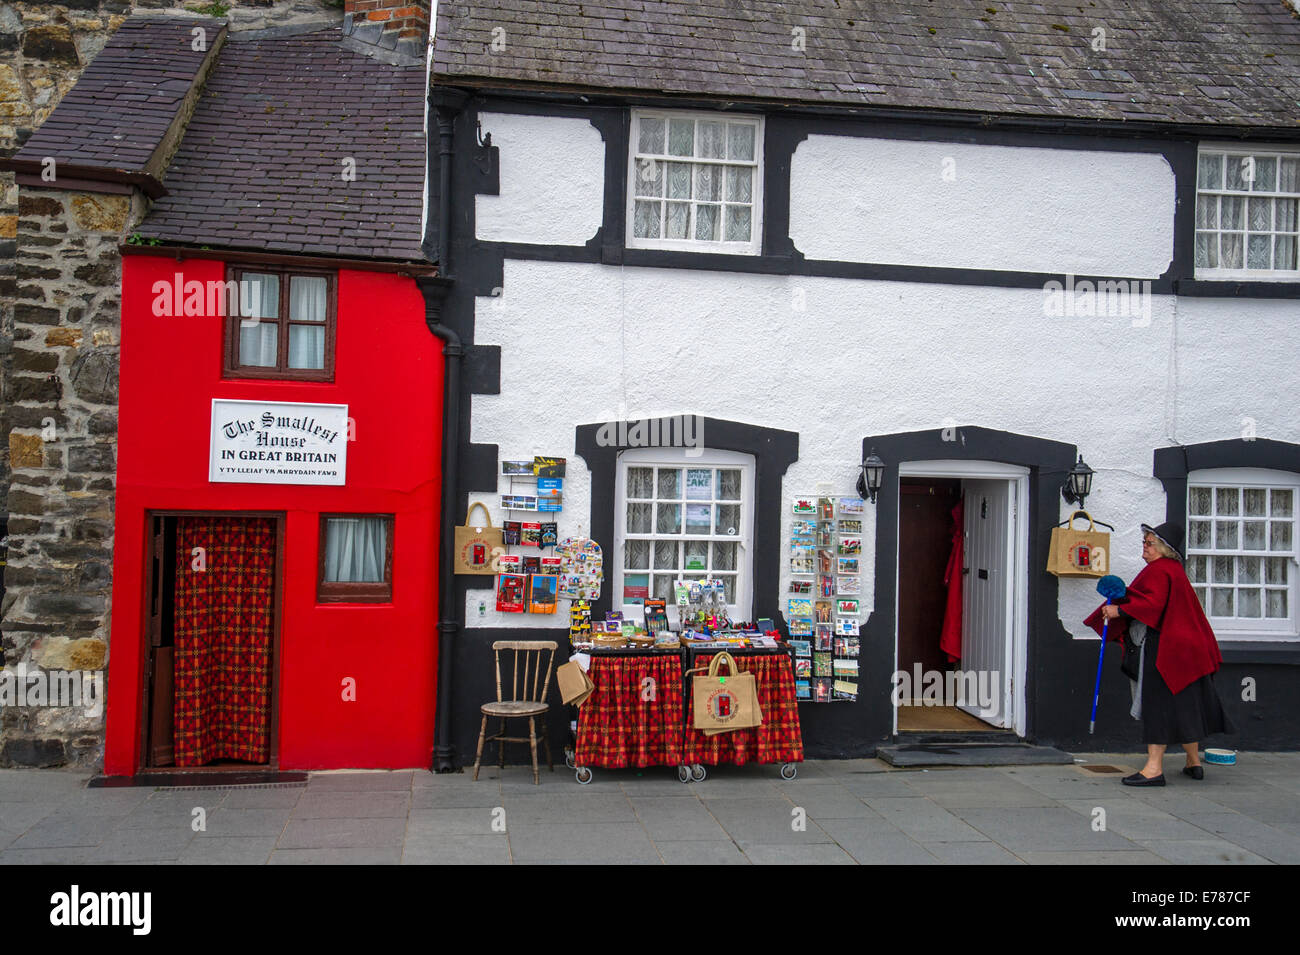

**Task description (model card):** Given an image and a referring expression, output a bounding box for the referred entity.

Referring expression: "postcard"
[527,574,558,614]
[788,617,813,636]
[789,578,813,595]
[817,521,834,547]
[534,456,566,478]
[814,625,833,651]
[501,459,535,476]
[818,497,835,520]
[837,557,860,575]
[837,519,862,534]
[520,522,542,547]
[833,636,860,658]
[833,658,859,676]
[837,575,862,595]
[838,538,862,556]
[792,519,816,537]
[833,680,858,701]
[789,639,812,657]
[838,498,865,515]
[793,498,816,515]
[788,598,813,617]
[796,680,812,700]
[815,600,833,623]
[813,652,832,677]
[836,617,860,636]
[794,658,812,678]
[813,678,832,703]
[502,521,521,545]
[837,598,860,615]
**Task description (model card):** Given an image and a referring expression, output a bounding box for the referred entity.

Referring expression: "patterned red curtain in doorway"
[173,516,276,766]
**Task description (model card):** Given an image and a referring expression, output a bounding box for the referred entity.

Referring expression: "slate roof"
[11,17,219,178]
[138,27,427,263]
[433,0,1300,127]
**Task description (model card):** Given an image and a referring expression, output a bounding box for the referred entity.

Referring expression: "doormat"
[87,771,309,789]
[875,742,1073,767]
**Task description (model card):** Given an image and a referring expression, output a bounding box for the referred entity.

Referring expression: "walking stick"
[1090,575,1128,734]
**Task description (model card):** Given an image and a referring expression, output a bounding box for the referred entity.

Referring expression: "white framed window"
[614,448,755,621]
[1186,468,1299,639]
[1194,146,1300,280]
[626,110,764,255]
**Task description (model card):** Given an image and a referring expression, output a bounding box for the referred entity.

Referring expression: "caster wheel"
[691,763,707,782]
[677,764,691,784]
[565,751,576,770]
[575,767,593,785]
[780,763,798,780]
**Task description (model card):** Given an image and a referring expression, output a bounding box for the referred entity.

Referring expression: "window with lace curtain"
[627,110,763,255]
[1186,468,1299,638]
[318,514,393,602]
[225,266,336,380]
[1195,148,1300,279]
[615,448,755,620]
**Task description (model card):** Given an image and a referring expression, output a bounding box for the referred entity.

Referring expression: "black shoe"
[1122,771,1166,787]
[1182,765,1204,780]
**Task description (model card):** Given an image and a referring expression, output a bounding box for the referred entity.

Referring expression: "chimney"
[343,0,430,62]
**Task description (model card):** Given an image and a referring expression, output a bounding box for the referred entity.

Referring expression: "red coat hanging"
[1084,555,1222,695]
[939,498,964,663]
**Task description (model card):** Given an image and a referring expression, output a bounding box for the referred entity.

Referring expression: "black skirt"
[1140,627,1233,745]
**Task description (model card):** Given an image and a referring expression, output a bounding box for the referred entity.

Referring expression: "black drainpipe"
[421,90,468,773]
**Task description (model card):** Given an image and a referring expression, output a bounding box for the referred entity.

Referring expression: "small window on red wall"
[225,266,336,381]
[319,514,394,603]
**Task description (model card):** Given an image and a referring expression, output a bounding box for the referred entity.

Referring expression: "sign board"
[210,399,348,485]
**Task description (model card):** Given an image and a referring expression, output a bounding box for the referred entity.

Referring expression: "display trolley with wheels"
[681,645,804,781]
[571,647,688,785]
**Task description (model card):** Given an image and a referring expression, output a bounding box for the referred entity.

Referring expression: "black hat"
[1141,521,1184,560]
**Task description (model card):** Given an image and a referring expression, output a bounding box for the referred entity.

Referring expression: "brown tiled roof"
[433,0,1300,127]
[139,28,427,263]
[11,17,221,177]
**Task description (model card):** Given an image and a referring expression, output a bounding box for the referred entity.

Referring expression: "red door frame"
[138,509,287,773]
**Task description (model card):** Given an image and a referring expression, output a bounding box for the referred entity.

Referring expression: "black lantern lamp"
[858,449,885,504]
[1062,454,1095,509]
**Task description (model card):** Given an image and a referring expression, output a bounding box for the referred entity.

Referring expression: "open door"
[960,479,1014,727]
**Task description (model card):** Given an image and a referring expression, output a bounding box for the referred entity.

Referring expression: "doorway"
[895,463,1028,736]
[142,512,283,770]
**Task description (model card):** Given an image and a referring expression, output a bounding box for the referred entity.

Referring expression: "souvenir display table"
[681,647,803,780]
[572,647,685,783]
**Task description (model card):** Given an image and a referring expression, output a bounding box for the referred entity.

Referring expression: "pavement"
[1,752,1298,864]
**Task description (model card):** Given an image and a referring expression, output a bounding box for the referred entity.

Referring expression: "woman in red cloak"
[1084,521,1233,786]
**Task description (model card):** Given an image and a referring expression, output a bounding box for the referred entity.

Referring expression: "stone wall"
[0,0,342,768]
[2,185,142,767]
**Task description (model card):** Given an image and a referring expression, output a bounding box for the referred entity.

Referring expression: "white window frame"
[1193,143,1300,282]
[614,447,756,624]
[1186,467,1300,641]
[626,109,764,256]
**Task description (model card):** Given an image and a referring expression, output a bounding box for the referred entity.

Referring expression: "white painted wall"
[465,259,1300,639]
[789,135,1175,278]
[474,112,605,245]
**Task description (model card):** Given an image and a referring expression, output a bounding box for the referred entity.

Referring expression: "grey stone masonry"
[1,184,145,769]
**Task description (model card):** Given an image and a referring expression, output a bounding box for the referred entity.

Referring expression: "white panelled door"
[960,479,1015,727]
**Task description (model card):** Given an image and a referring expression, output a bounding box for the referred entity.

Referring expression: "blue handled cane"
[1090,575,1128,734]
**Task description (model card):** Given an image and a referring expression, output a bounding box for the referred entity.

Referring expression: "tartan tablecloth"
[575,653,684,768]
[683,652,804,766]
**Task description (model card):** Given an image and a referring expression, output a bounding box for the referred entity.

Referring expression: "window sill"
[1218,640,1300,665]
[1175,278,1300,298]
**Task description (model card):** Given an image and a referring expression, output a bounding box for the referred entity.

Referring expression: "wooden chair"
[472,640,557,785]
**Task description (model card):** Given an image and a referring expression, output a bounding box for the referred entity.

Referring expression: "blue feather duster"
[1097,574,1127,600]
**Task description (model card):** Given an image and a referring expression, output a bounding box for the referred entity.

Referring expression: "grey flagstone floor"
[1,752,1297,864]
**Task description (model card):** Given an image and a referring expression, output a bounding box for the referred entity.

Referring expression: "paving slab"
[277,817,407,849]
[401,834,511,865]
[178,836,278,865]
[1176,812,1300,864]
[269,847,403,864]
[502,792,634,823]
[1136,839,1273,865]
[406,808,503,837]
[304,771,414,792]
[833,830,943,864]
[744,843,857,864]
[0,846,95,864]
[221,787,306,809]
[1014,849,1168,864]
[783,784,876,819]
[655,840,749,864]
[952,807,1140,851]
[924,841,1024,864]
[196,808,293,838]
[292,791,411,819]
[864,796,989,842]
[10,816,109,849]
[1059,799,1216,841]
[506,821,662,863]
[90,826,196,863]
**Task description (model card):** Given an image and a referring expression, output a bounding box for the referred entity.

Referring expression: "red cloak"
[1083,556,1222,695]
[939,498,963,663]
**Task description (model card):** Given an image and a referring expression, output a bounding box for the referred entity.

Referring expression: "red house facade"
[105,256,440,775]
